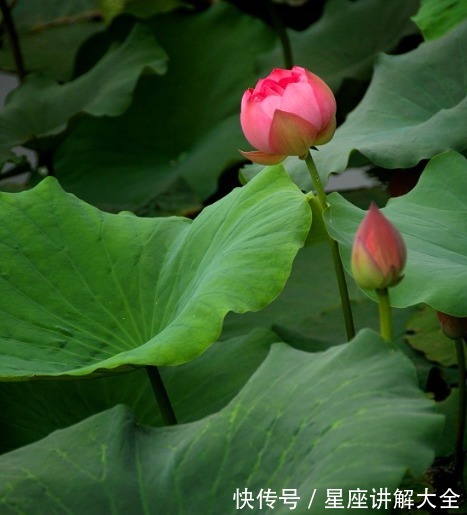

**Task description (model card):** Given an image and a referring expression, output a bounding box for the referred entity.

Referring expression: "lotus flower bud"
[239,66,336,165]
[436,311,467,340]
[351,203,407,290]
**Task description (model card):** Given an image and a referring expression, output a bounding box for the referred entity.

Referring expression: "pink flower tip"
[239,66,336,163]
[351,203,407,290]
[436,311,467,340]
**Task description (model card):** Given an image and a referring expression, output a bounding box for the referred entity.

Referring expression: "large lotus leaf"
[0,24,102,82]
[240,160,387,207]
[0,23,167,167]
[0,332,443,514]
[223,189,393,344]
[3,0,97,31]
[223,242,418,364]
[306,20,467,179]
[53,3,276,211]
[260,0,419,91]
[325,152,467,317]
[240,156,314,194]
[0,0,103,81]
[412,0,467,41]
[97,0,185,23]
[0,165,311,379]
[436,388,467,457]
[405,306,465,367]
[222,241,363,341]
[0,329,278,453]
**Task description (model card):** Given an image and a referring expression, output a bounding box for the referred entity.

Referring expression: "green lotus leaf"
[0,0,102,81]
[0,165,311,379]
[0,24,102,83]
[260,0,419,90]
[412,0,467,41]
[405,306,465,367]
[98,0,185,23]
[436,388,467,457]
[310,20,467,179]
[52,3,276,211]
[325,152,467,316]
[0,331,443,514]
[0,23,167,166]
[0,328,278,453]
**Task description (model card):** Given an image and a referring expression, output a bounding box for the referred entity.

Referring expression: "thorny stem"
[0,0,25,82]
[146,366,178,426]
[303,153,356,340]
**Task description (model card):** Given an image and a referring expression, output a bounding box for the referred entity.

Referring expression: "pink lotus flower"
[239,66,336,165]
[351,203,407,290]
[436,311,467,340]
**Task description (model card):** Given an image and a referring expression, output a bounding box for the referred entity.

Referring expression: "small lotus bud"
[351,203,407,290]
[436,311,467,340]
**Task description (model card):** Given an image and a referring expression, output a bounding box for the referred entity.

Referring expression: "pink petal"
[240,91,275,153]
[315,116,336,145]
[351,203,407,289]
[268,68,296,83]
[268,109,318,155]
[303,68,336,124]
[364,204,407,273]
[239,149,286,165]
[259,79,285,96]
[252,78,267,96]
[280,82,323,127]
[291,65,306,75]
[260,94,282,118]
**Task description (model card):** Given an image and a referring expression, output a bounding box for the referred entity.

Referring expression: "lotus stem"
[376,288,392,341]
[264,0,293,68]
[146,365,178,426]
[303,153,356,340]
[454,337,466,491]
[0,0,25,82]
